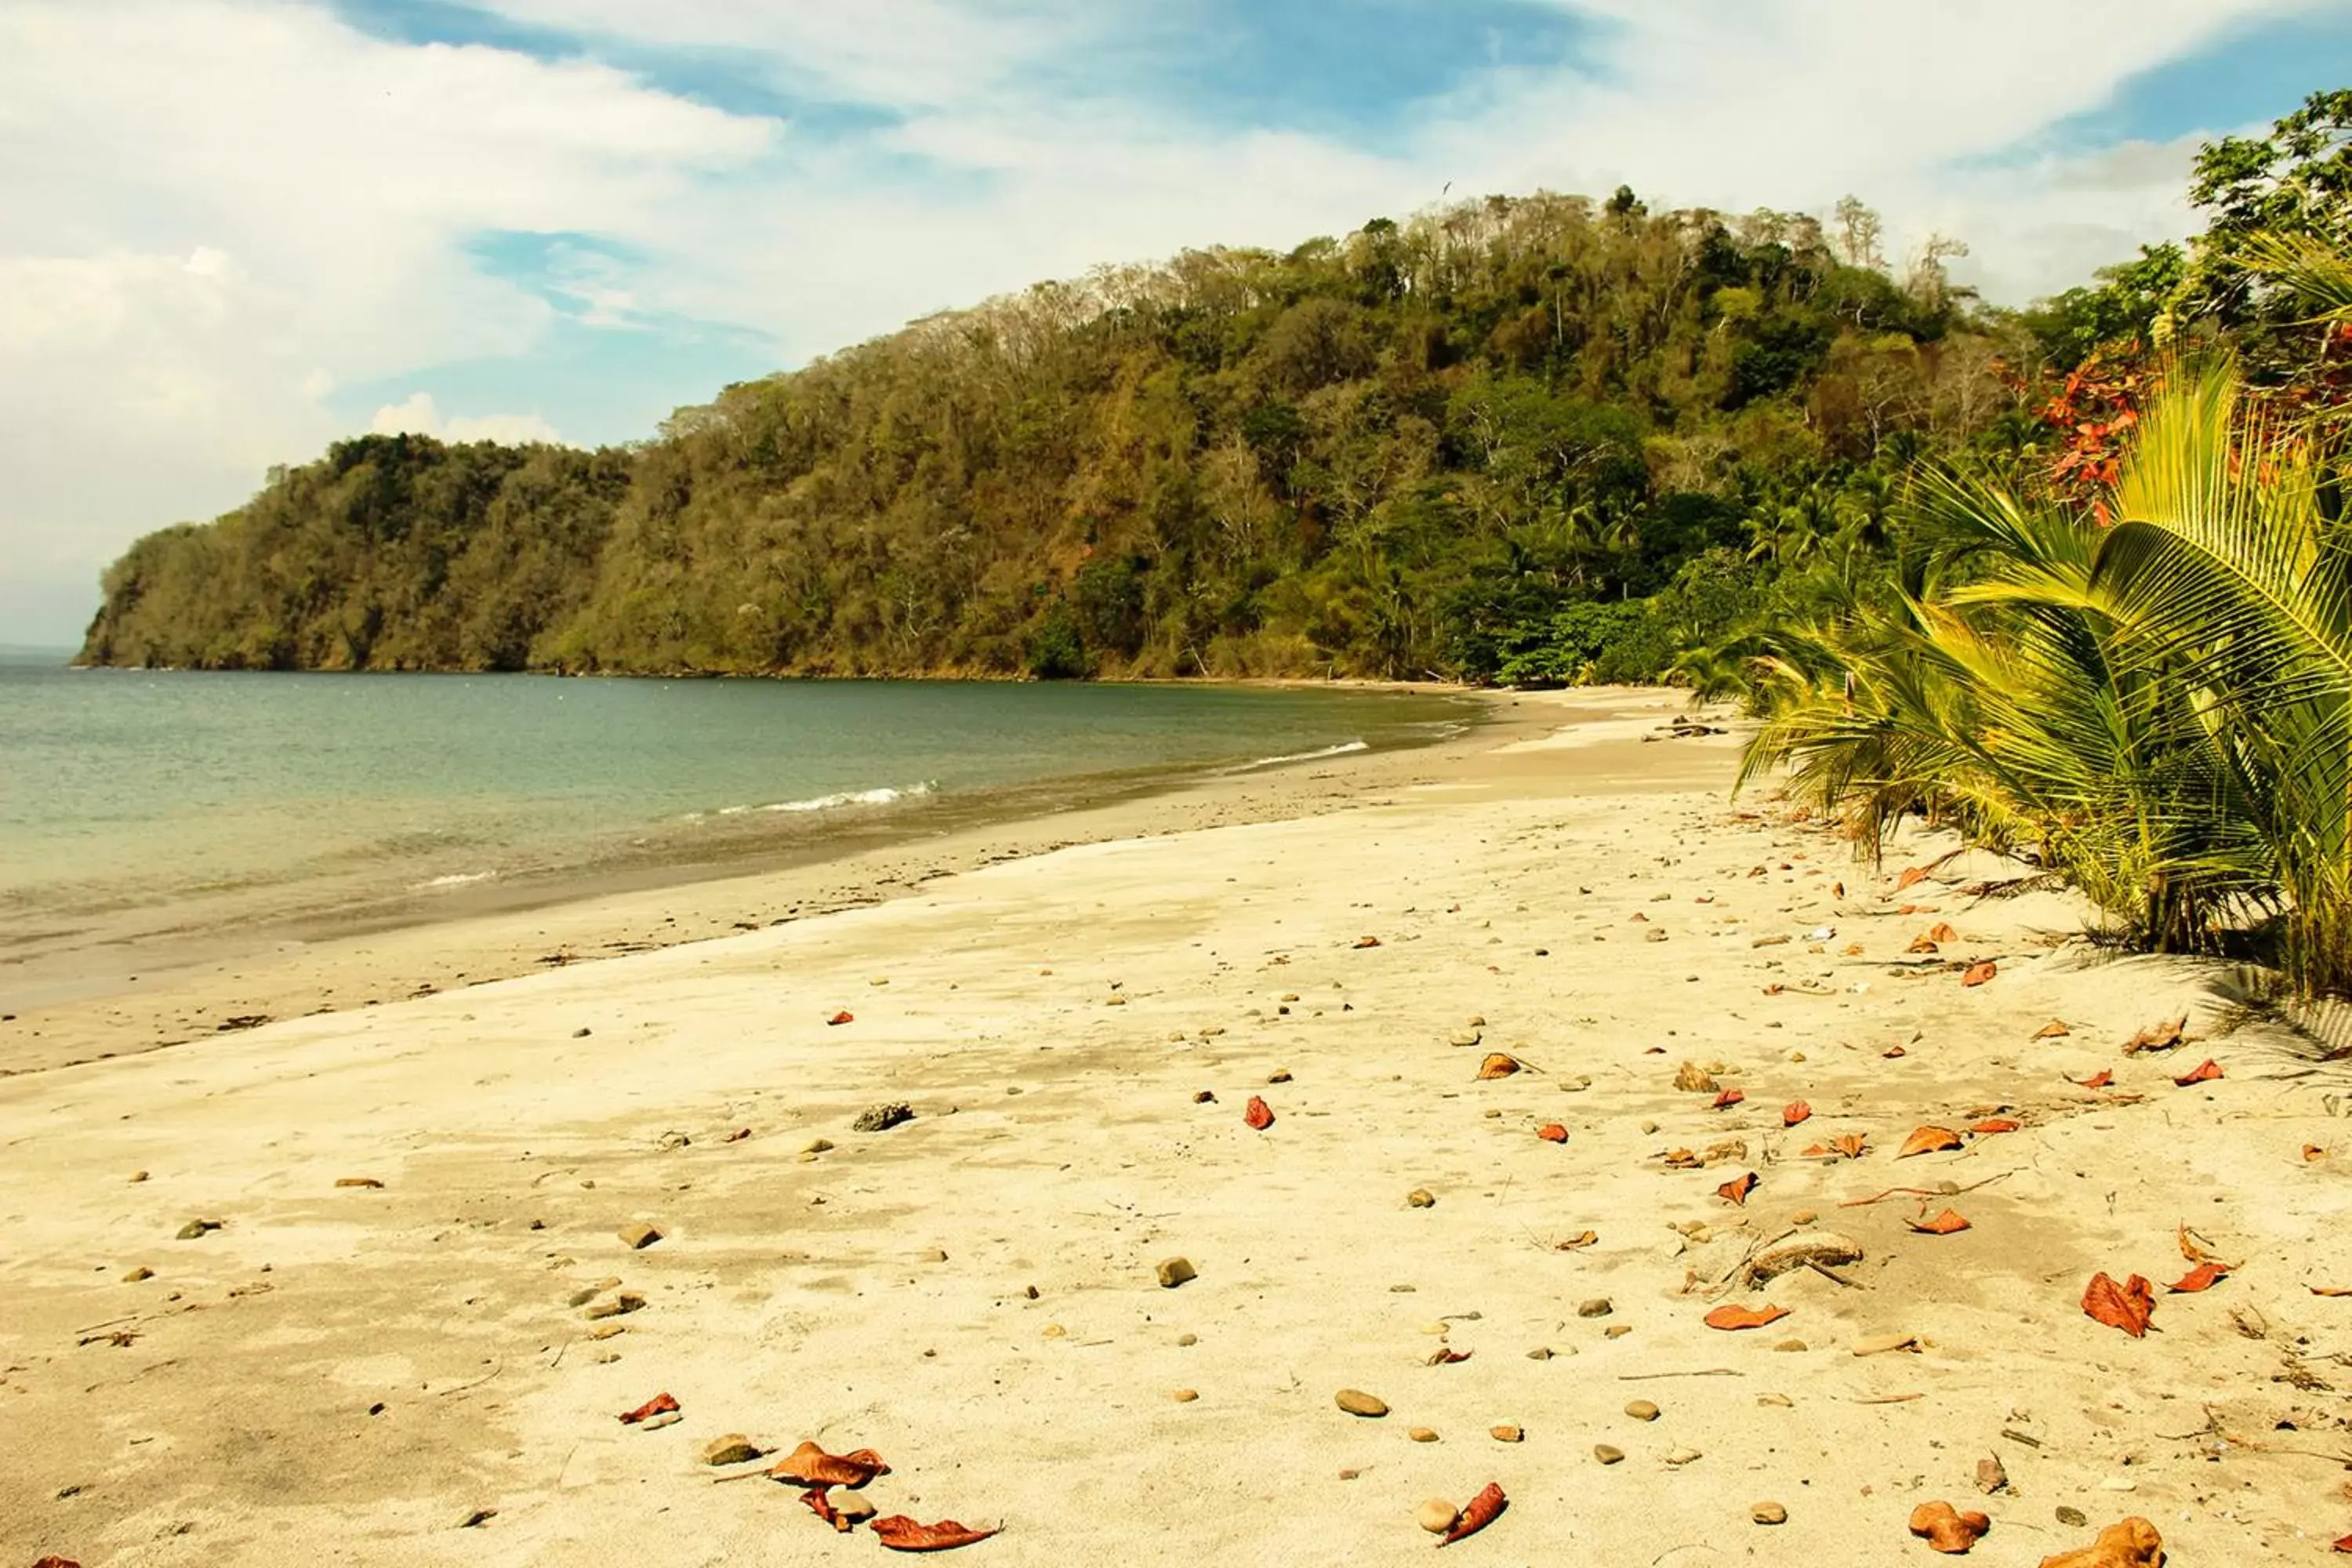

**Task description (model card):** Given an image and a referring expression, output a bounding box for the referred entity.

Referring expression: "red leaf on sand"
[770,1442,891,1488]
[1909,1209,1973,1235]
[1784,1100,1813,1127]
[1897,1125,1964,1158]
[1882,1045,1908,1059]
[2074,1069,2114,1088]
[1712,1088,1744,1109]
[2335,1534,2352,1552]
[827,1011,855,1026]
[1477,1052,1523,1080]
[2173,1059,2223,1087]
[1928,922,1959,944]
[1244,1095,1274,1131]
[1353,935,1382,949]
[2034,1019,2071,1040]
[1971,1119,2022,1134]
[1427,1347,1472,1366]
[1962,961,1998,987]
[1897,866,1929,891]
[32,1559,82,1568]
[803,1488,844,1530]
[1536,1123,1569,1143]
[2082,1272,2156,1337]
[872,1516,1000,1552]
[1716,1171,1758,1206]
[2169,1261,2230,1294]
[618,1392,678,1425]
[1704,1302,1788,1330]
[1440,1483,1506,1546]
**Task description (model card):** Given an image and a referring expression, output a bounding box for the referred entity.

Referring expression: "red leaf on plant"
[1244,1095,1274,1131]
[1961,961,1998,987]
[1908,1209,1972,1235]
[1704,1302,1788,1330]
[1440,1482,1506,1546]
[2169,1261,2229,1294]
[871,1516,1000,1552]
[1536,1123,1568,1143]
[1783,1100,1813,1127]
[1897,1125,1964,1158]
[2173,1059,2223,1087]
[827,1011,855,1026]
[1716,1171,1758,1206]
[1712,1088,1744,1109]
[1971,1119,2021,1134]
[2082,1272,2155,1338]
[2074,1069,2114,1088]
[769,1442,891,1488]
[618,1392,678,1425]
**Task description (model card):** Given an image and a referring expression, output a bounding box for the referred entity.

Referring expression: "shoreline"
[0,684,1625,1077]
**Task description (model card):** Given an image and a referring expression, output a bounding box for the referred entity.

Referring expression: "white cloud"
[370,390,562,445]
[0,0,2337,643]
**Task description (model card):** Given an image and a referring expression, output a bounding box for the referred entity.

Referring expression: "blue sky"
[2,0,2347,644]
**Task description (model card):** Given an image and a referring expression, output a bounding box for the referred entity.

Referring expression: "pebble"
[1335,1389,1389,1417]
[1490,1425,1523,1443]
[1577,1298,1613,1318]
[122,1266,153,1283]
[1173,1388,1199,1403]
[1406,1188,1436,1208]
[584,1292,645,1320]
[1593,1444,1626,1465]
[637,1411,682,1432]
[567,1277,621,1307]
[1448,1031,1482,1047]
[801,1138,835,1154]
[1407,1427,1439,1443]
[850,1102,913,1134]
[618,1222,663,1250]
[1603,1324,1631,1339]
[1177,1332,1197,1346]
[833,1494,877,1525]
[1156,1257,1196,1289]
[1976,1454,2009,1494]
[1042,1324,1066,1338]
[1664,1447,1702,1466]
[1640,1120,1660,1134]
[699,1435,764,1466]
[916,1248,948,1264]
[1417,1499,1461,1534]
[129,1171,148,1183]
[2055,1506,2089,1527]
[1772,1339,1808,1352]
[796,1151,821,1163]
[1266,1070,1291,1083]
[1753,1502,1788,1525]
[1483,1109,1502,1119]
[1791,1209,1818,1225]
[175,1219,219,1240]
[2099,1476,2137,1492]
[1526,1347,1553,1360]
[1625,1399,1661,1421]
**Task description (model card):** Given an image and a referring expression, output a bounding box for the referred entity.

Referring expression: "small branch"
[1619,1368,1743,1381]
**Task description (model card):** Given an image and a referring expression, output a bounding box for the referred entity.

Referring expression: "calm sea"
[0,652,1467,1006]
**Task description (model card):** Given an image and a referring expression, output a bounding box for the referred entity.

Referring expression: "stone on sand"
[1156,1257,1196,1288]
[851,1102,913,1133]
[699,1435,764,1466]
[618,1222,662,1250]
[1753,1502,1788,1525]
[1593,1444,1625,1465]
[1417,1499,1461,1534]
[1335,1389,1388,1417]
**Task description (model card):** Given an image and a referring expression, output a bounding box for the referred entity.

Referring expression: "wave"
[1229,739,1369,771]
[413,869,497,890]
[758,782,935,815]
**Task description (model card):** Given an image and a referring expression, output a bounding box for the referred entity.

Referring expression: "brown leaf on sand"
[2073,1069,2114,1089]
[1554,1230,1599,1250]
[1909,1209,1973,1235]
[1897,1126,1964,1158]
[1832,1132,1867,1159]
[2172,1059,2223,1087]
[1477,1053,1523,1080]
[802,1488,847,1531]
[1440,1483,1506,1546]
[1716,1171,1759,1206]
[871,1516,999,1552]
[1784,1100,1813,1127]
[826,1011,855,1026]
[1426,1348,1473,1366]
[1704,1302,1788,1330]
[770,1442,891,1488]
[32,1559,83,1567]
[1971,1118,2022,1135]
[1928,922,1959,944]
[618,1392,679,1425]
[2169,1262,2229,1294]
[1244,1096,1275,1131]
[2305,1145,2326,1162]
[2082,1272,2155,1338]
[1961,961,1998,988]
[2123,1016,2187,1054]
[1537,1123,1569,1143]
[2314,1285,2352,1297]
[1711,1088,1744,1109]
[2178,1224,2230,1267]
[2034,1019,2072,1040]
[1907,935,1942,955]
[1664,1148,1701,1169]
[1910,1501,1992,1554]
[1897,866,1929,891]
[1353,935,1382,949]
[2036,1516,2165,1568]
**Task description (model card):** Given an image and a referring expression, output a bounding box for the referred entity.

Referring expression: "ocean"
[0,653,1468,1008]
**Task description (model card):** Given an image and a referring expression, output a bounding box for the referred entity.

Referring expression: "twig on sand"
[1838,1172,2011,1208]
[1619,1368,1743,1381]
[1849,1392,1923,1404]
[72,1314,140,1337]
[434,1358,503,1396]
[1806,1260,1864,1289]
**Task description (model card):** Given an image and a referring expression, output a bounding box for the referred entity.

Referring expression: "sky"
[2,1,2350,646]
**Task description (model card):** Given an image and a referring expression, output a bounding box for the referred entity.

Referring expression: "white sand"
[3,688,2347,1564]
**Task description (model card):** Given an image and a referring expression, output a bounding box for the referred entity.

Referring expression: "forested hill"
[79,188,2031,682]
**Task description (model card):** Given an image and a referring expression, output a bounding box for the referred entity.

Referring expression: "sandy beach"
[5,685,2349,1564]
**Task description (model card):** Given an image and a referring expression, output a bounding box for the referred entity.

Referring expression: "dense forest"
[84,180,2023,682]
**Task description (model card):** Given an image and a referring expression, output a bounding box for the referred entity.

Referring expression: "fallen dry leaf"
[2313,1285,2352,1298]
[1897,866,1929,891]
[802,1488,846,1531]
[1897,1126,1965,1158]
[2036,1516,2165,1568]
[1244,1096,1274,1131]
[1961,961,1998,988]
[1704,1302,1788,1330]
[1440,1482,1506,1546]
[1909,1209,1973,1235]
[619,1393,679,1425]
[1907,935,1942,955]
[2074,1069,2114,1089]
[770,1442,891,1488]
[2123,1016,2187,1054]
[826,1011,855,1026]
[1426,1348,1472,1367]
[1716,1171,1759,1206]
[1664,1148,1701,1169]
[1928,922,1959,944]
[1712,1088,1744,1109]
[1910,1501,1991,1554]
[2178,1224,2230,1267]
[1353,935,1382,949]
[1882,1044,1908,1060]
[1554,1230,1599,1250]
[2307,1144,2326,1162]
[1784,1100,1813,1127]
[1971,1119,2022,1135]
[1833,1132,1867,1159]
[1537,1123,1569,1143]
[2173,1059,2223,1087]
[2082,1272,2155,1338]
[2034,1019,2072,1040]
[2169,1261,2230,1294]
[871,1516,999,1552]
[1477,1052,1523,1080]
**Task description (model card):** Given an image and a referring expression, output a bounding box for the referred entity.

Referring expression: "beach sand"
[4,686,2349,1564]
